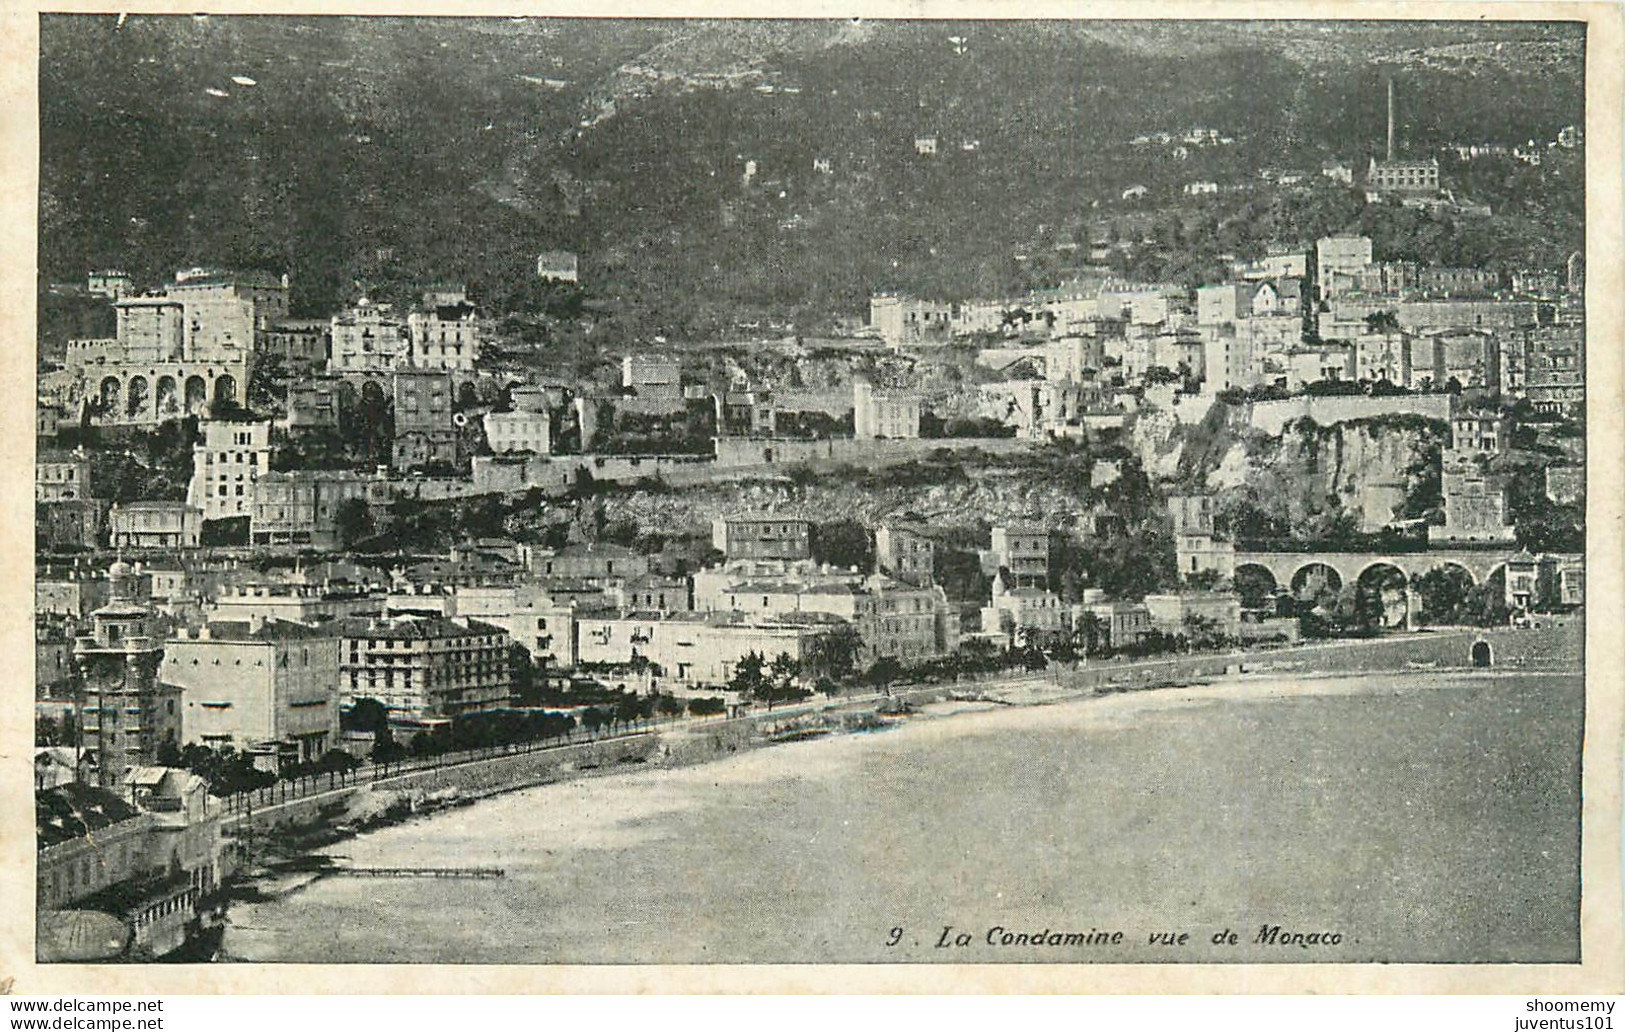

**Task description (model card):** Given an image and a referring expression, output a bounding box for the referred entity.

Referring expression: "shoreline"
[213,656,1585,965]
[224,627,1582,904]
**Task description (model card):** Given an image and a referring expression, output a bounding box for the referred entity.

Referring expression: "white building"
[329,302,409,374]
[186,420,272,523]
[408,301,481,372]
[853,380,921,439]
[536,251,580,283]
[483,410,552,455]
[1315,236,1374,298]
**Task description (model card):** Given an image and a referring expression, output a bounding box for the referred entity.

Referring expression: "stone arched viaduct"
[1232,549,1516,597]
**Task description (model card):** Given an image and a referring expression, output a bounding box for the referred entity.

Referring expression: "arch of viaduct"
[80,361,249,426]
[331,371,484,408]
[1232,549,1521,595]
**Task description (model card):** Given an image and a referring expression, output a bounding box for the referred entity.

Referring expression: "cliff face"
[1214,417,1446,533]
[1136,403,1446,535]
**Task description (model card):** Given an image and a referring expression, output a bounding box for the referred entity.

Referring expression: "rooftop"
[37,783,142,850]
[337,614,506,641]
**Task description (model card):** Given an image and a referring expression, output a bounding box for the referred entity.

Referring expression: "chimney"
[1386,77,1396,161]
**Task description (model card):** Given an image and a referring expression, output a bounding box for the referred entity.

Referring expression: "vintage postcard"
[2,1,1621,995]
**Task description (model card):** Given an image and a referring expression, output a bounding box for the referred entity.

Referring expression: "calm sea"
[222,672,1582,964]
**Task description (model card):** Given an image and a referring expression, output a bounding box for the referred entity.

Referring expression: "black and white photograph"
[17,6,1620,989]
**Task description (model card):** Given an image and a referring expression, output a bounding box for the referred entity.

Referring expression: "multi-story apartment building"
[988,523,1050,589]
[166,274,280,364]
[87,269,134,299]
[705,573,956,667]
[1504,324,1584,415]
[875,523,935,587]
[712,515,813,562]
[108,501,202,549]
[250,470,392,548]
[208,581,382,628]
[38,499,108,551]
[186,419,271,523]
[258,318,331,373]
[619,354,683,415]
[537,542,650,582]
[1355,331,1410,384]
[1196,283,1254,326]
[37,448,92,502]
[1202,325,1259,391]
[72,562,182,787]
[408,300,481,372]
[1315,235,1374,297]
[338,614,512,722]
[981,582,1067,645]
[1451,411,1511,455]
[853,380,922,439]
[483,410,552,455]
[329,301,409,374]
[162,621,341,765]
[868,294,954,345]
[450,586,578,670]
[392,371,458,470]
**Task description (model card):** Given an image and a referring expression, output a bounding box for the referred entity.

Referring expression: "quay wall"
[228,732,664,837]
[1054,620,1580,693]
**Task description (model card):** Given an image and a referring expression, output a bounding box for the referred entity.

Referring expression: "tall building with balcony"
[72,562,182,788]
[337,614,512,723]
[329,301,409,374]
[408,301,481,372]
[988,523,1050,590]
[875,523,936,587]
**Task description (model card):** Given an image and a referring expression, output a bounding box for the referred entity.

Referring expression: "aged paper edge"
[0,0,1619,996]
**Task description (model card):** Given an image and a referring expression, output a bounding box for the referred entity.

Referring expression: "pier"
[333,866,506,880]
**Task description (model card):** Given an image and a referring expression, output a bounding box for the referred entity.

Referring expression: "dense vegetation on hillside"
[41,17,1585,335]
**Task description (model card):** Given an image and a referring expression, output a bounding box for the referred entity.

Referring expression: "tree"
[687,697,727,717]
[334,498,373,548]
[343,698,390,734]
[579,706,607,737]
[805,624,862,682]
[765,652,805,709]
[1072,612,1107,656]
[728,651,769,704]
[1414,566,1476,625]
[1182,613,1227,651]
[811,519,875,572]
[509,644,539,706]
[1364,310,1401,334]
[864,656,904,688]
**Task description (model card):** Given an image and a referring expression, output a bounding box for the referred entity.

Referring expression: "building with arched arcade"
[78,361,249,426]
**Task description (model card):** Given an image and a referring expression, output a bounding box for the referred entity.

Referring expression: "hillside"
[40,16,1585,332]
